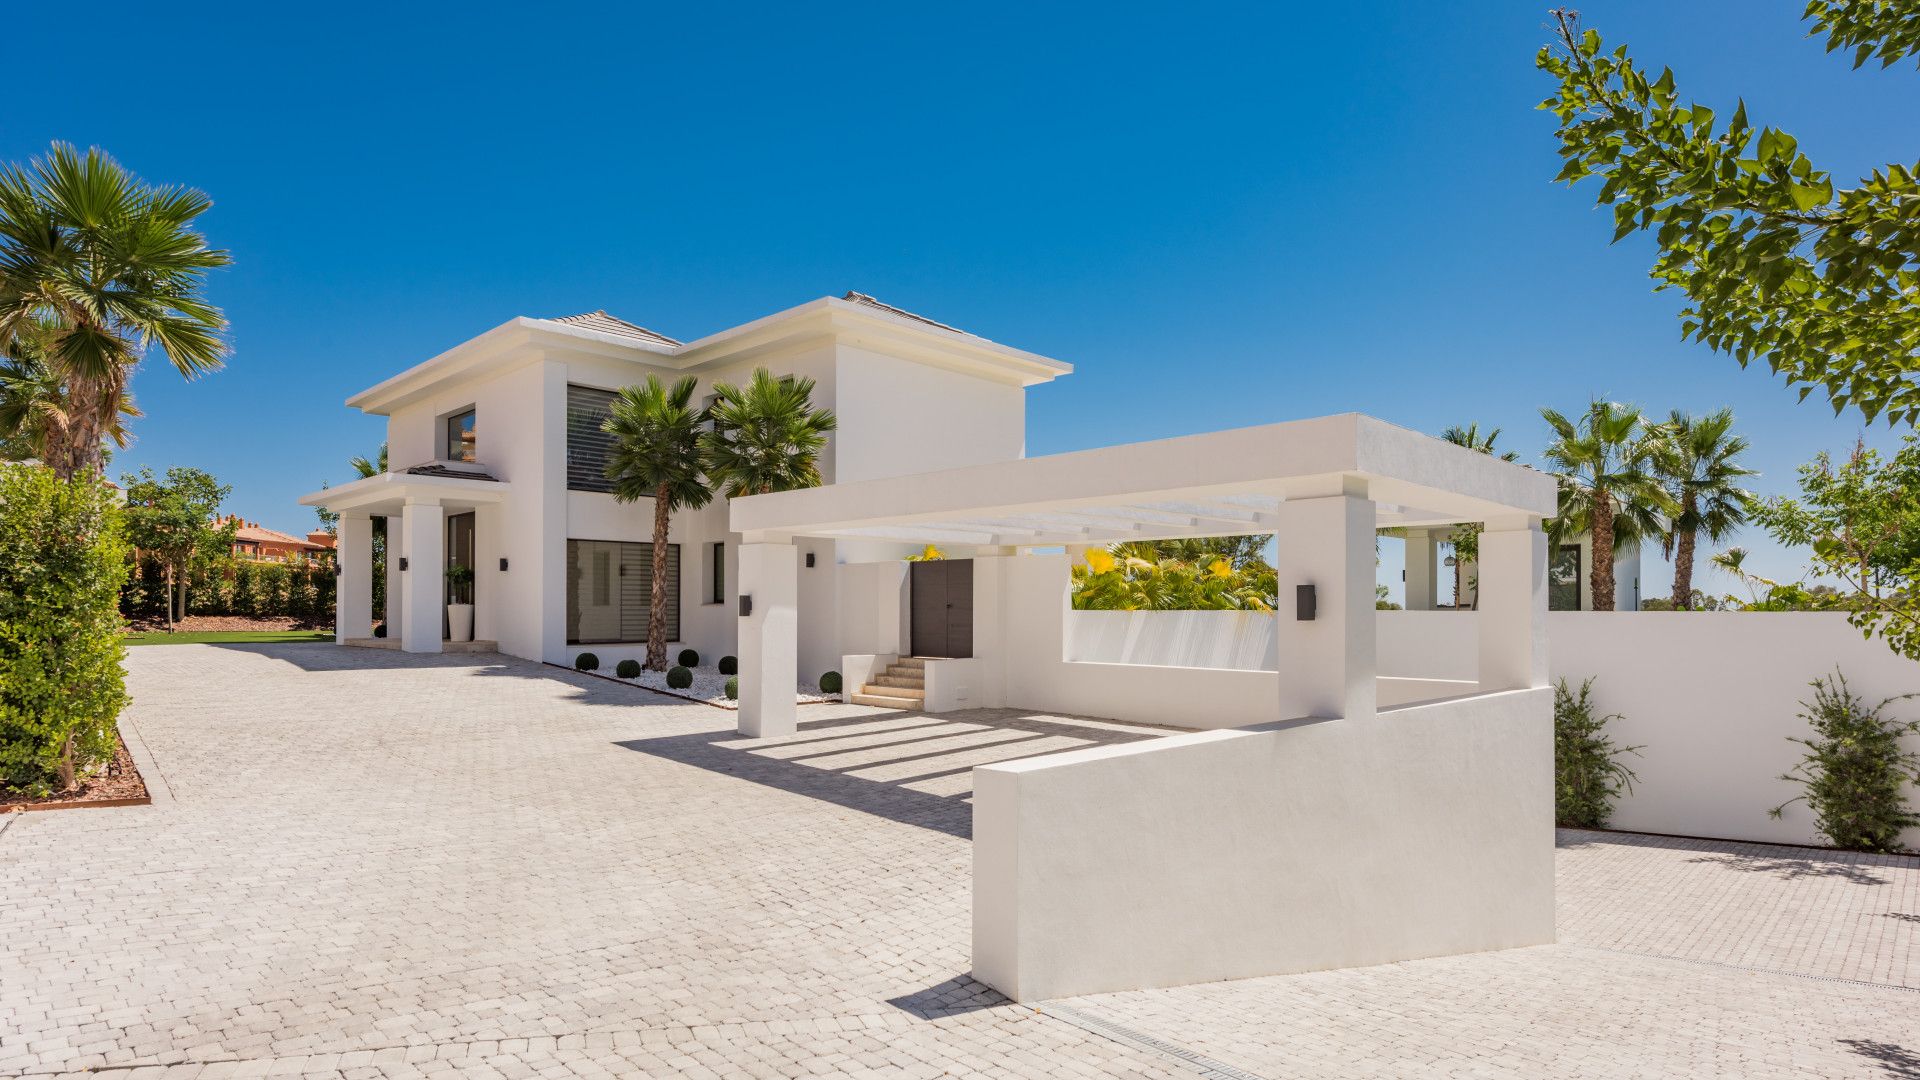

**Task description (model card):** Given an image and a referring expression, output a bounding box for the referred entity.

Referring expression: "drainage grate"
[1036,1003,1275,1080]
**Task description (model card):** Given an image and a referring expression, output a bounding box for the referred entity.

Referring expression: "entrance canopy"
[731,414,1557,545]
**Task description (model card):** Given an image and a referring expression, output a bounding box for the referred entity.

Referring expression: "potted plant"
[445,563,475,642]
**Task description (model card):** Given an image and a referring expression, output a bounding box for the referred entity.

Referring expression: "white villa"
[305,292,1562,1002]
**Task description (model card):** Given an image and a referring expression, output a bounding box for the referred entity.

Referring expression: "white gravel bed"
[604,663,840,709]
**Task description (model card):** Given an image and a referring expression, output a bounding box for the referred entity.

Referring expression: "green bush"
[718,655,737,675]
[1771,670,1920,853]
[0,467,131,795]
[1554,677,1642,829]
[678,648,700,667]
[575,652,599,671]
[666,665,693,689]
[724,676,738,700]
[372,622,387,638]
[819,670,842,694]
[615,658,641,678]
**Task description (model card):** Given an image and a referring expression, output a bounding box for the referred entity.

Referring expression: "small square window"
[446,409,476,463]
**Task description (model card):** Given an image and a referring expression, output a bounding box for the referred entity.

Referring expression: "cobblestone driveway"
[2,645,1915,1079]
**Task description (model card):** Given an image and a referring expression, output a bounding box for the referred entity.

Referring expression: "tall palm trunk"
[1590,491,1617,611]
[1671,494,1698,610]
[647,483,671,671]
[45,371,116,481]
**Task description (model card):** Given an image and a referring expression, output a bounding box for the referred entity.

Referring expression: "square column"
[401,499,445,654]
[385,514,405,640]
[737,541,798,738]
[1403,528,1438,610]
[1476,519,1549,692]
[336,513,374,642]
[1274,483,1377,720]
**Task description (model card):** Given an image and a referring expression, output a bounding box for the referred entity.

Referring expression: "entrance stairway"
[850,656,927,709]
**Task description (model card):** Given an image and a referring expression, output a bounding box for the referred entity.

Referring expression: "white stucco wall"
[972,686,1555,1001]
[1065,609,1277,670]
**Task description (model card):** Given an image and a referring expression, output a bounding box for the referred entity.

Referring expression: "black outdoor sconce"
[399,557,409,572]
[499,557,509,572]
[739,594,753,617]
[1296,583,1317,621]
[805,551,816,568]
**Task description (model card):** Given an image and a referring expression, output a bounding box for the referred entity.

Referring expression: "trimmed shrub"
[615,658,641,679]
[0,468,131,796]
[1770,670,1920,853]
[1554,678,1642,828]
[724,676,738,700]
[819,671,842,694]
[718,655,737,675]
[575,652,599,671]
[678,648,700,667]
[666,665,693,690]
[372,622,387,638]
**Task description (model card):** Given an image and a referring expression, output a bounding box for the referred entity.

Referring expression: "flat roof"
[729,414,1558,546]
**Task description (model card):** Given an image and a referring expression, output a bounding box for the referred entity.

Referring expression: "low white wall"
[1065,609,1277,670]
[1380,610,1920,849]
[972,687,1555,1001]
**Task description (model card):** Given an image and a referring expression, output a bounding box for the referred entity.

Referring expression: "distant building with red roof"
[217,515,334,565]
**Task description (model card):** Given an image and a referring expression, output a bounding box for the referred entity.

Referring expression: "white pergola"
[728,413,1559,737]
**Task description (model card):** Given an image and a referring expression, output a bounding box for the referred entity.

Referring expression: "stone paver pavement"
[2,645,1916,1079]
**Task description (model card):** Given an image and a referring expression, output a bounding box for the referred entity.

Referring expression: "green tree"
[120,466,233,627]
[1439,423,1522,607]
[1539,9,1920,426]
[0,144,230,480]
[604,375,712,671]
[0,320,140,463]
[1542,400,1674,611]
[1655,409,1756,609]
[701,369,837,497]
[1752,435,1920,660]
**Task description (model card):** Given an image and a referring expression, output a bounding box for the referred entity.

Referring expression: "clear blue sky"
[7,1,1913,599]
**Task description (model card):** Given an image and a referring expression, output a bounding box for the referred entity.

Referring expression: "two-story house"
[301,293,1070,676]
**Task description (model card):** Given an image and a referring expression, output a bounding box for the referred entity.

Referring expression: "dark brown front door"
[910,559,974,658]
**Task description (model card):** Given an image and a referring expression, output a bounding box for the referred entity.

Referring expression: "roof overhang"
[343,295,1072,416]
[298,470,512,516]
[729,414,1558,547]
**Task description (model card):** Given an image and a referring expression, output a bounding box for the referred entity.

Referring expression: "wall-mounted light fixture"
[399,557,409,572]
[499,557,509,572]
[1295,583,1317,621]
[805,552,816,569]
[738,594,753,617]
[1443,555,1458,568]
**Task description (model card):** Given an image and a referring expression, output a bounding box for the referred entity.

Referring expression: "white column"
[384,513,405,640]
[1476,519,1549,692]
[737,541,798,738]
[1274,482,1377,720]
[401,499,445,654]
[336,513,374,642]
[1403,528,1437,611]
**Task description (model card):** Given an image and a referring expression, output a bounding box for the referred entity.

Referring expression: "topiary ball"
[819,671,842,694]
[666,665,693,689]
[724,676,738,700]
[372,623,387,638]
[718,655,737,675]
[678,648,700,667]
[575,652,599,671]
[615,658,641,678]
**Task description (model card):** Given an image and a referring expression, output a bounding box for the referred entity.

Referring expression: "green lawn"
[124,630,334,646]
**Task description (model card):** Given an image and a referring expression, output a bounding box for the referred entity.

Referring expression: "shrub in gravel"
[615,659,641,679]
[678,648,699,667]
[667,665,693,689]
[575,652,599,671]
[372,622,387,638]
[818,671,842,694]
[718,655,737,675]
[724,676,738,700]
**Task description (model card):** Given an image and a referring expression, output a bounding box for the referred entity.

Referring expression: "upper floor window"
[445,409,477,463]
[566,385,617,492]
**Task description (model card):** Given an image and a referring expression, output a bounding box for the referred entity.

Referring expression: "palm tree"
[604,375,712,671]
[701,369,837,497]
[1439,423,1522,607]
[1541,400,1675,611]
[1656,409,1756,609]
[0,322,139,462]
[349,442,388,478]
[0,144,229,481]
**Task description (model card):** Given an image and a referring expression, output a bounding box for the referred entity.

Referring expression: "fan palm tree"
[701,369,837,498]
[604,375,713,671]
[349,442,388,479]
[1439,423,1522,607]
[1541,400,1675,611]
[0,144,229,481]
[1656,409,1756,609]
[1,321,139,462]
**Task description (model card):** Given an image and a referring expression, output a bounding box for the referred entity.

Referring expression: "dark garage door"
[910,559,974,658]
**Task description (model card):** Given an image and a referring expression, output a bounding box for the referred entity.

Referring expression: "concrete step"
[862,682,925,701]
[892,657,927,670]
[872,674,925,689]
[851,692,924,710]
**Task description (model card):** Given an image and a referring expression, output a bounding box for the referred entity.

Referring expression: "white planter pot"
[447,603,474,643]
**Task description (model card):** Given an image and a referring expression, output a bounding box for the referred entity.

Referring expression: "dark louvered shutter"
[566,385,618,492]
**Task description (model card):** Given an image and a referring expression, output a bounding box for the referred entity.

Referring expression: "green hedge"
[0,466,131,795]
[122,555,337,624]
